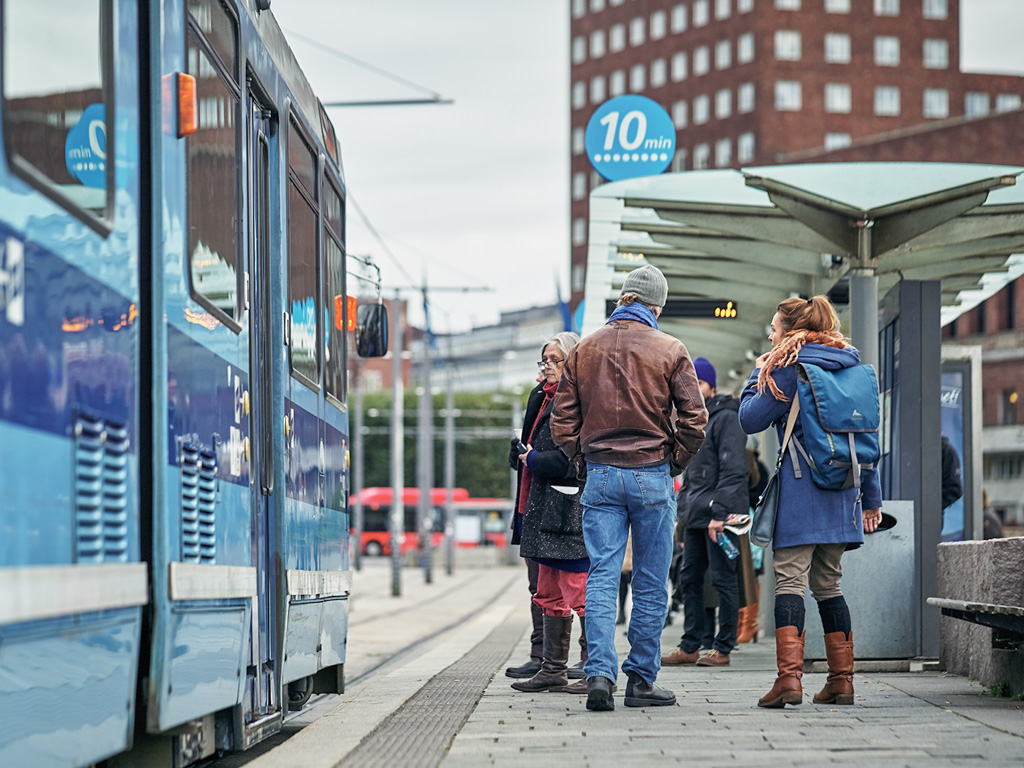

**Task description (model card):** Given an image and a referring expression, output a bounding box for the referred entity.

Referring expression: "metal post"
[444,365,456,576]
[389,294,404,597]
[352,358,364,572]
[850,268,879,370]
[416,348,434,585]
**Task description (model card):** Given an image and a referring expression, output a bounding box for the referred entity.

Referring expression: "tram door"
[244,92,278,724]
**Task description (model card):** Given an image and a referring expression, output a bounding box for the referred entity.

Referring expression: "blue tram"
[0,1,387,765]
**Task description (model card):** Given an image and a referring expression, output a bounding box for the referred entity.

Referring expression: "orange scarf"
[756,329,849,401]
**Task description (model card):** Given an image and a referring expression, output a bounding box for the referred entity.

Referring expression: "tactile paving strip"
[336,614,523,768]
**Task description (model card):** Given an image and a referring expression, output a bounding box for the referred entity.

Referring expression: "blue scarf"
[607,303,659,330]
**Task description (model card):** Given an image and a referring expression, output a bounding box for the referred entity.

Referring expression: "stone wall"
[936,538,1024,695]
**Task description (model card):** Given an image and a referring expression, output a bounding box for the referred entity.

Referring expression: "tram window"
[288,118,317,200]
[186,34,240,327]
[324,191,346,406]
[186,0,237,79]
[287,141,320,388]
[1,0,111,223]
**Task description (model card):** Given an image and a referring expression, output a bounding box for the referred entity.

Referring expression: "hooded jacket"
[677,394,749,529]
[738,343,882,550]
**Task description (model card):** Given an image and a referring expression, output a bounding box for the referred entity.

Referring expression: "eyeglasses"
[536,359,564,370]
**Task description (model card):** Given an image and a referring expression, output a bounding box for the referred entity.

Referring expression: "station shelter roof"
[582,163,1024,389]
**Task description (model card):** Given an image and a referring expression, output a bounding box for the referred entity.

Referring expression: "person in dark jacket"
[941,435,963,510]
[552,265,707,712]
[509,332,590,695]
[662,357,748,668]
[738,296,883,709]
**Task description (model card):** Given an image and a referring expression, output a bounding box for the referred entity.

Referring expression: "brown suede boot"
[511,615,571,692]
[813,631,854,705]
[736,604,758,644]
[568,615,587,679]
[758,626,805,708]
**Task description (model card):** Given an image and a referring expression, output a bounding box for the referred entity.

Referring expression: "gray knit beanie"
[620,264,668,308]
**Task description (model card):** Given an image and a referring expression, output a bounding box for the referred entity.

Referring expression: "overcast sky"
[270,0,1023,333]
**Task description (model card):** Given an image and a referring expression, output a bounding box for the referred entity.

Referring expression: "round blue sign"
[585,95,675,182]
[64,103,107,189]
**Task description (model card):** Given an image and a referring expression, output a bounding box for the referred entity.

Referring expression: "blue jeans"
[582,462,675,685]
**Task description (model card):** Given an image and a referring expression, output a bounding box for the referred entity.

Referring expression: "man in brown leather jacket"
[551,264,707,712]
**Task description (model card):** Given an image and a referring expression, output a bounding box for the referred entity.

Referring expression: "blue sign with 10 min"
[585,95,675,182]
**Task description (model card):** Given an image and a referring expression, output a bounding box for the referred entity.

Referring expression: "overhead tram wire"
[283,28,453,108]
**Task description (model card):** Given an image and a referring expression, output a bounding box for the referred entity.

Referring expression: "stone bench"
[933,538,1024,695]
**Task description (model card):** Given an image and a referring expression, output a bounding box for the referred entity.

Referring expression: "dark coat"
[511,384,586,561]
[738,343,882,550]
[677,394,749,529]
[941,435,963,510]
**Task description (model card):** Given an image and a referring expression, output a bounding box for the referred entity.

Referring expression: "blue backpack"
[788,362,881,491]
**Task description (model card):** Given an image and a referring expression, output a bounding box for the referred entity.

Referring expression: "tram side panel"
[0,1,146,766]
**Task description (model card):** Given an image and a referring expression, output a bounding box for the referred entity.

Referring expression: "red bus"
[351,488,511,555]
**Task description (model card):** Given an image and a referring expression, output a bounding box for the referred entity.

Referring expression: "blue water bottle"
[716,531,740,560]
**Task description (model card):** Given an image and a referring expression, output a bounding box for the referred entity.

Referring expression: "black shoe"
[586,676,615,711]
[567,659,585,679]
[624,672,676,707]
[505,657,542,678]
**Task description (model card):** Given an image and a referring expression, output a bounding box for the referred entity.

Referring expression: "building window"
[572,218,586,246]
[1007,277,1017,330]
[716,0,731,19]
[672,148,688,172]
[776,0,800,8]
[738,132,755,162]
[874,85,900,115]
[825,83,852,113]
[923,88,949,118]
[716,88,732,119]
[965,92,990,117]
[591,75,606,103]
[825,133,852,149]
[825,33,851,63]
[671,4,688,32]
[738,33,754,63]
[591,0,606,11]
[694,46,710,75]
[825,0,851,11]
[694,143,710,170]
[715,138,732,167]
[572,127,584,155]
[1000,389,1019,426]
[672,99,689,128]
[738,0,754,10]
[572,0,586,19]
[738,82,755,113]
[572,36,586,64]
[672,52,689,81]
[775,81,802,111]
[572,81,586,110]
[693,0,709,26]
[610,0,625,6]
[591,29,606,58]
[630,64,646,92]
[694,94,710,124]
[610,23,626,52]
[775,31,802,61]
[651,10,667,39]
[875,36,900,66]
[651,58,667,88]
[716,40,732,70]
[630,17,645,46]
[874,0,899,15]
[923,39,948,69]
[610,70,626,97]
[997,94,1023,112]
[923,0,947,19]
[572,172,587,201]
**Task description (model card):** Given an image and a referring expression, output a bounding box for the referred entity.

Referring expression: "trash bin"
[804,500,915,659]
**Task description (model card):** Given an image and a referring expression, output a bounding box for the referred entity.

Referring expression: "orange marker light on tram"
[177,73,198,137]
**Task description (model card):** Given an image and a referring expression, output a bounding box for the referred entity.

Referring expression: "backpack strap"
[779,396,801,479]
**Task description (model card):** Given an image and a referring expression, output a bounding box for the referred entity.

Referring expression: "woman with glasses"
[507,331,590,695]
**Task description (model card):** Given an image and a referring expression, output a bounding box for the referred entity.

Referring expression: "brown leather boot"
[736,604,759,644]
[568,615,587,679]
[813,632,854,705]
[758,626,805,708]
[511,615,571,692]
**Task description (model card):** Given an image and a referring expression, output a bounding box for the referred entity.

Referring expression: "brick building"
[568,0,1024,307]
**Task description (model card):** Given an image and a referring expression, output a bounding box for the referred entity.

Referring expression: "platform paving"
[249,558,1024,767]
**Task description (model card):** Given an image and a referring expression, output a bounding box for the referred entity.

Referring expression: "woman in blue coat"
[739,296,883,709]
